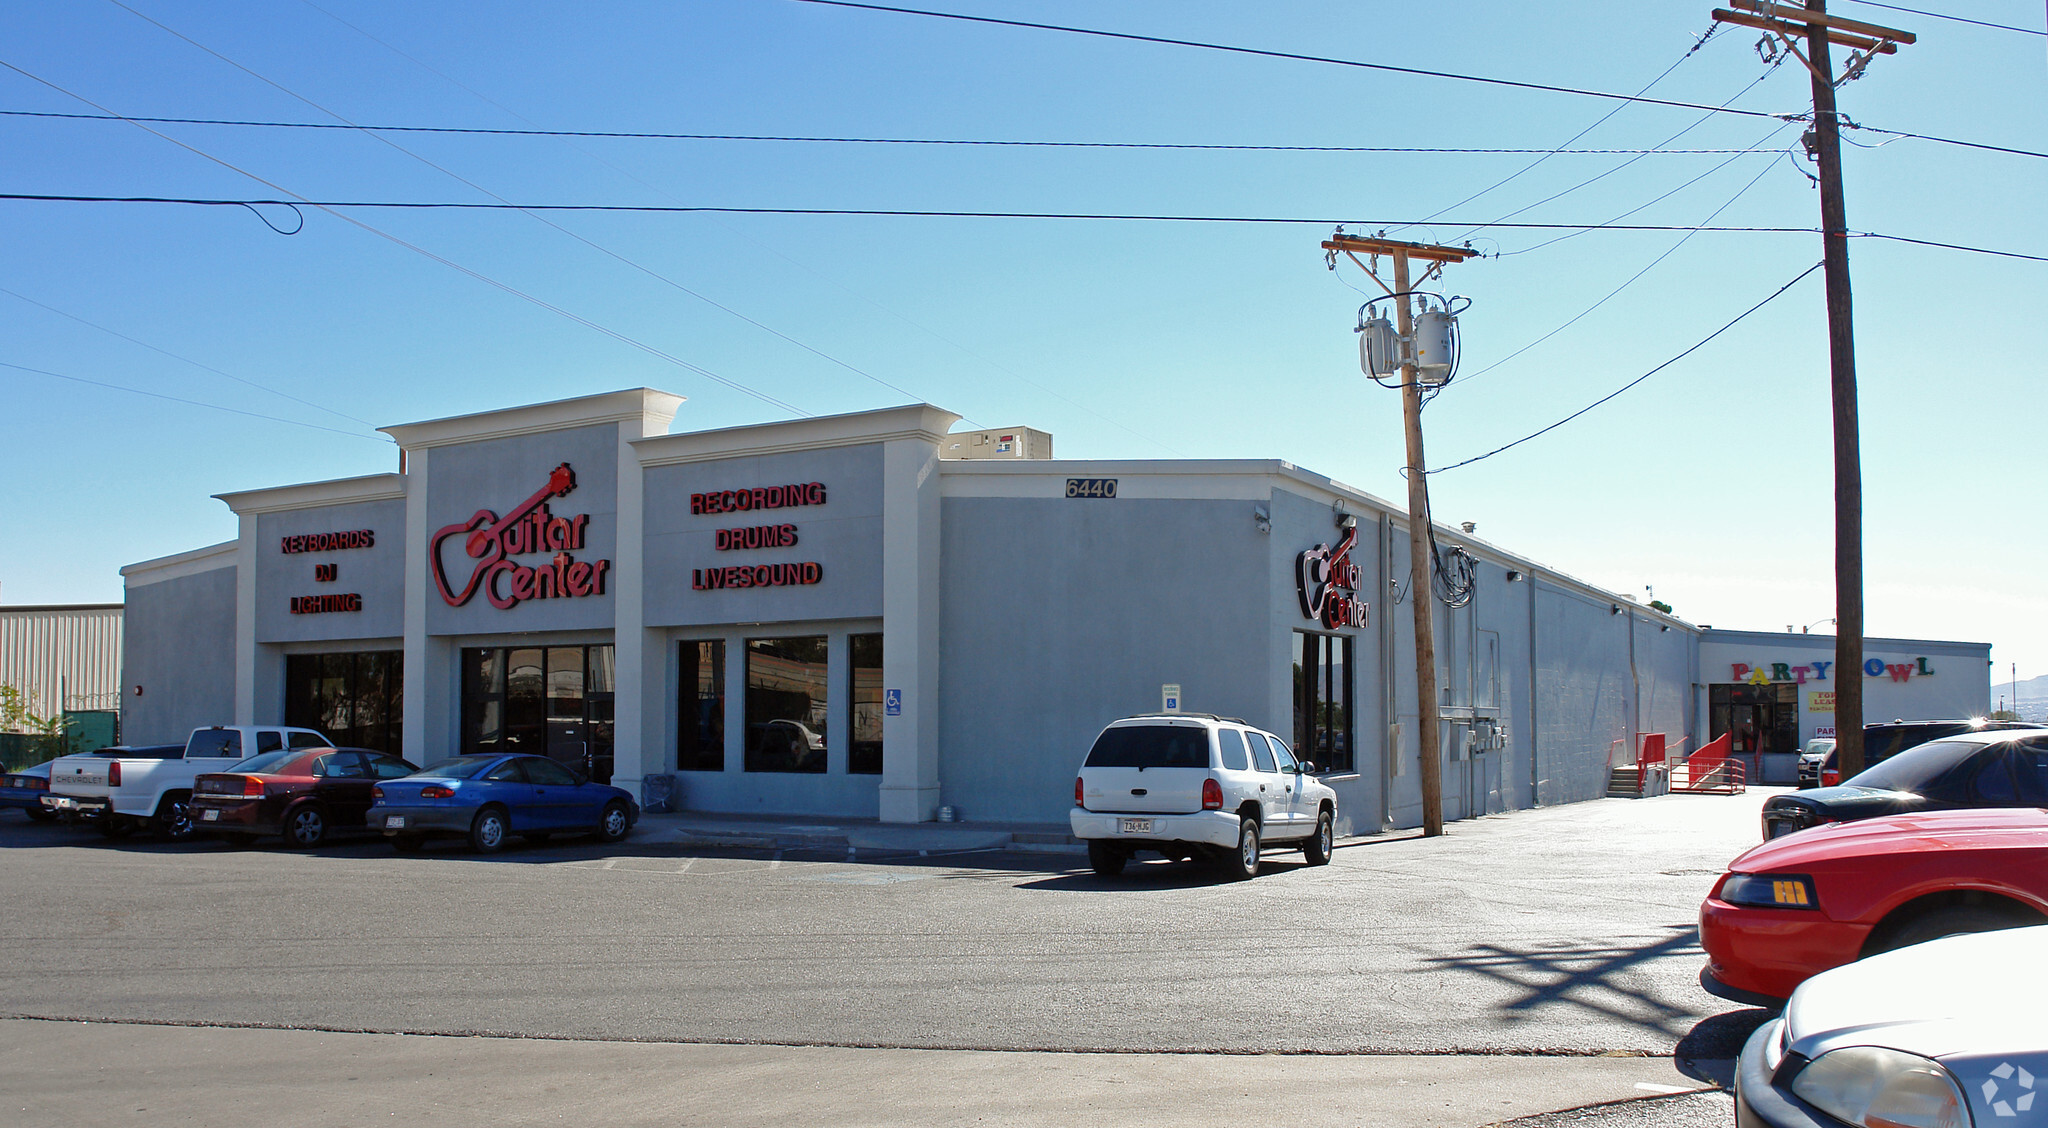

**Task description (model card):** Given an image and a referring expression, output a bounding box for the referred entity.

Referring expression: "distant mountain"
[1994,673,2048,721]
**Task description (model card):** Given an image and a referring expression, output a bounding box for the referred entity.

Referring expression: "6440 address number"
[1065,478,1117,499]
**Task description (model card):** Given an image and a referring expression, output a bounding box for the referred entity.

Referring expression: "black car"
[1797,718,2045,788]
[1763,729,2048,838]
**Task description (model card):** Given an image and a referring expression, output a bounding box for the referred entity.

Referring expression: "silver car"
[1735,923,2048,1128]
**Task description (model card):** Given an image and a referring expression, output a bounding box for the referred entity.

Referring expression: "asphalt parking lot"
[0,787,1783,1125]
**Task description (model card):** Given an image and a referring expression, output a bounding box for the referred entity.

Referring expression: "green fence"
[0,711,121,771]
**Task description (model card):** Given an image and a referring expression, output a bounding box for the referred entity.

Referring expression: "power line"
[0,359,390,440]
[784,0,2048,160]
[0,57,812,417]
[0,108,1788,155]
[7,191,2044,262]
[1430,262,1825,474]
[103,2,925,418]
[1444,129,1798,394]
[785,0,1795,121]
[0,284,381,431]
[1835,0,2046,35]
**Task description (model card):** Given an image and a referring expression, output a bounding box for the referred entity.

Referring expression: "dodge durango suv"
[1070,714,1338,880]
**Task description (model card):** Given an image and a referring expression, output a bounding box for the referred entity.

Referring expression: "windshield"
[416,756,499,779]
[1084,726,1210,769]
[1847,739,1985,792]
[228,750,301,775]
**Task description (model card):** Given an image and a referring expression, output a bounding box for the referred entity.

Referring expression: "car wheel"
[391,834,425,853]
[25,806,56,823]
[1302,809,1334,866]
[97,814,135,839]
[1870,904,2042,955]
[468,807,509,853]
[283,804,327,848]
[597,800,631,843]
[151,794,196,843]
[1087,840,1128,877]
[1219,816,1260,881]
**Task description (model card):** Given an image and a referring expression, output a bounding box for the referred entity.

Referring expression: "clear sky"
[3,2,2044,681]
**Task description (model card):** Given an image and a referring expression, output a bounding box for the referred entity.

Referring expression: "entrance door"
[545,647,590,782]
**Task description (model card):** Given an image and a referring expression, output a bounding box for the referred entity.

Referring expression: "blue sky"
[3,2,2044,684]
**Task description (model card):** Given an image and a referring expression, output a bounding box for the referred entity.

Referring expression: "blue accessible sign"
[884,689,902,716]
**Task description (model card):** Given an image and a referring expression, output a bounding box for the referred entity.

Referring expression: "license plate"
[385,815,405,828]
[202,809,219,821]
[1119,818,1153,834]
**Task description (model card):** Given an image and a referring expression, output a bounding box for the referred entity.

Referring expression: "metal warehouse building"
[117,388,1990,830]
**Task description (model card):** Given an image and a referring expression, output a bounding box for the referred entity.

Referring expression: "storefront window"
[848,633,883,775]
[462,645,615,782]
[285,651,403,755]
[678,640,725,772]
[745,636,828,773]
[1293,631,1354,773]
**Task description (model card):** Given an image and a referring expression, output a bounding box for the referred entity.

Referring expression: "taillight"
[107,761,121,787]
[240,776,265,797]
[421,785,455,799]
[1202,778,1223,810]
[27,777,46,791]
[1074,777,1085,807]
[370,785,384,802]
[1822,770,1839,787]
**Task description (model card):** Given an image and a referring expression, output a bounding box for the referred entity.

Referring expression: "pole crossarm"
[1321,234,1479,264]
[1729,0,1915,44]
[1714,9,1901,54]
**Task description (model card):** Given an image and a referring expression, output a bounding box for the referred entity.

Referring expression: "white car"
[1069,713,1338,880]
[1734,923,2048,1128]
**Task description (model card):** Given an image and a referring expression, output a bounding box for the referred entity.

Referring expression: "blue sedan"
[2,760,57,821]
[367,754,638,853]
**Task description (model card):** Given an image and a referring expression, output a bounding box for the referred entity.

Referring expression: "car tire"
[1087,840,1128,877]
[468,806,509,853]
[391,834,425,853]
[1302,808,1334,866]
[151,794,196,842]
[596,800,631,843]
[25,805,56,823]
[283,804,327,848]
[1870,904,2042,955]
[1219,816,1260,881]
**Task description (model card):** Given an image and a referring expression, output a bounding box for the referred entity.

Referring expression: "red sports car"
[1700,807,2048,1007]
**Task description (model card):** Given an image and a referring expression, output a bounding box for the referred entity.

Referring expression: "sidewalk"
[2,1018,1717,1128]
[634,808,1090,854]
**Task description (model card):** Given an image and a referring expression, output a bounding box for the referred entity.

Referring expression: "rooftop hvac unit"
[942,426,1053,460]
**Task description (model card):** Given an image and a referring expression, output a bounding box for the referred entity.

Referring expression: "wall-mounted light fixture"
[1253,503,1271,535]
[1337,512,1357,531]
[1660,625,1671,633]
[1505,570,1525,583]
[1611,604,1623,615]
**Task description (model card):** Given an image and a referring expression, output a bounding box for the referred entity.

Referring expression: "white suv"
[1069,714,1339,880]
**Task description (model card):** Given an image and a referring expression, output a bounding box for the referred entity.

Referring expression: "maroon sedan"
[189,747,417,847]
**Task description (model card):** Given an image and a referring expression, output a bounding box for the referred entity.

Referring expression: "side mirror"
[1298,761,1317,774]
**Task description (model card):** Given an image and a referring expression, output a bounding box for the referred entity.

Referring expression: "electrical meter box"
[942,426,1053,460]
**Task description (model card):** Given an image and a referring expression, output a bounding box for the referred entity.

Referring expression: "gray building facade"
[118,388,1992,828]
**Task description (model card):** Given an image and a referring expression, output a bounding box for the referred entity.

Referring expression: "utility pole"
[1711,0,1912,777]
[1323,232,1477,837]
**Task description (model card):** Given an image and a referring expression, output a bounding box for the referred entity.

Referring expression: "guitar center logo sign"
[1297,525,1368,630]
[431,463,611,610]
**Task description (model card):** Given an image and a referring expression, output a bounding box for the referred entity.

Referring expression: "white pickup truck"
[43,725,334,841]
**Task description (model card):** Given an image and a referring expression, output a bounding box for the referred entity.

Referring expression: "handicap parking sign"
[884,689,902,716]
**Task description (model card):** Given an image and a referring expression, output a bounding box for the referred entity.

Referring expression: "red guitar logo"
[1297,525,1368,630]
[431,463,607,609]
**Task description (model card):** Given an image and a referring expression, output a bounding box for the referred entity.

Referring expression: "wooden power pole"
[1711,0,1912,777]
[1323,233,1477,837]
